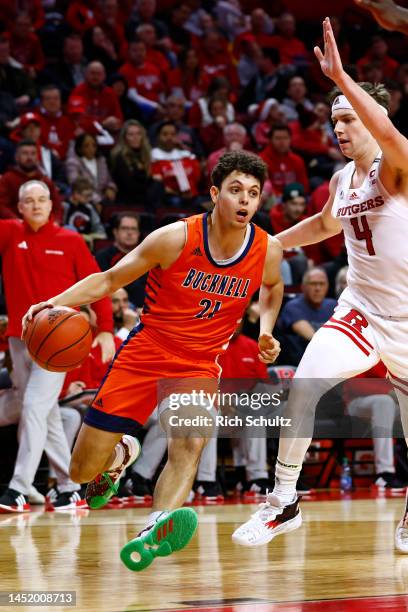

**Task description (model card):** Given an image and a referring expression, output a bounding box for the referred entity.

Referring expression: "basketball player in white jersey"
[233,17,408,552]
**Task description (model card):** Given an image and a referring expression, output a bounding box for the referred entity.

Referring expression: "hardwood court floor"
[1,494,408,612]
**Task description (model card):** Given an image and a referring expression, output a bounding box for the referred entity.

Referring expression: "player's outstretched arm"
[276,172,342,251]
[354,0,408,34]
[314,17,408,176]
[258,236,283,364]
[22,222,186,330]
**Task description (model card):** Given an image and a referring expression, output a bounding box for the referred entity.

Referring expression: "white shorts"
[295,288,408,393]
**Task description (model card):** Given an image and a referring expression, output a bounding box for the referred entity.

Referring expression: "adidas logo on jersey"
[17,241,28,249]
[191,247,203,256]
[349,192,359,200]
[94,397,104,408]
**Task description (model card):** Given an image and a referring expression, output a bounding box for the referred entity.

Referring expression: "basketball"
[23,306,93,372]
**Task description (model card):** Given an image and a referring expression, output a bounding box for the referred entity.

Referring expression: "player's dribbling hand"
[21,301,55,339]
[258,333,281,364]
[314,17,344,83]
[92,331,116,363]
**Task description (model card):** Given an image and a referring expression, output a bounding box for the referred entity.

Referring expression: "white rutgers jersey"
[332,154,408,317]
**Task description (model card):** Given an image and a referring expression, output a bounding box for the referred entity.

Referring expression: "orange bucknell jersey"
[141,213,268,359]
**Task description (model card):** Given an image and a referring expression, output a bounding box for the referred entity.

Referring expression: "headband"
[331,94,388,115]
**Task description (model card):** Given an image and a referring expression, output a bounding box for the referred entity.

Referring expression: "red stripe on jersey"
[322,324,370,356]
[329,317,374,349]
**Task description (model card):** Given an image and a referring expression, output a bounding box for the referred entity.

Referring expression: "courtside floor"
[1,492,408,612]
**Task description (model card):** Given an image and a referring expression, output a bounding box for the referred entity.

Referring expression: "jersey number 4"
[350,215,375,256]
[195,299,222,319]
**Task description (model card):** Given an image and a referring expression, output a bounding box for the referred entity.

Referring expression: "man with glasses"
[96,213,146,307]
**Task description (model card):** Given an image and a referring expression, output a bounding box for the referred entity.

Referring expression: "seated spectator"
[270,182,317,283]
[167,47,209,104]
[236,37,263,89]
[83,26,120,75]
[344,363,405,490]
[267,12,309,68]
[199,95,231,155]
[96,212,147,307]
[207,122,248,176]
[280,76,314,123]
[111,287,140,340]
[238,47,284,112]
[0,140,62,221]
[108,73,143,121]
[196,29,239,89]
[96,0,126,59]
[151,121,202,208]
[0,35,36,110]
[289,106,344,179]
[126,0,169,42]
[188,76,235,129]
[66,133,117,208]
[278,267,336,365]
[11,112,67,193]
[357,35,399,80]
[233,8,275,58]
[6,11,44,78]
[39,33,87,102]
[252,98,286,150]
[62,177,106,245]
[119,39,165,117]
[135,23,171,76]
[110,119,164,207]
[260,124,309,197]
[38,86,75,161]
[68,61,123,134]
[149,94,204,159]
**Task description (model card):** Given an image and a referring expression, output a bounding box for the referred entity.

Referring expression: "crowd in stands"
[0,0,408,506]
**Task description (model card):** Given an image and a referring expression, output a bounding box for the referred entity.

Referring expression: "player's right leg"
[233,307,380,546]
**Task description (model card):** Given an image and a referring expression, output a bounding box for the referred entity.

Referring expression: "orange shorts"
[84,323,220,435]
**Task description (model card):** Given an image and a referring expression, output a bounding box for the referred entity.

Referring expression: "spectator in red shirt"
[357,35,399,80]
[0,140,62,221]
[38,86,75,160]
[0,180,114,513]
[7,12,44,78]
[151,120,202,207]
[135,23,171,76]
[268,12,309,68]
[280,76,314,123]
[199,95,231,155]
[188,76,235,129]
[196,30,239,89]
[69,61,123,134]
[309,179,344,264]
[260,124,309,197]
[119,39,165,111]
[207,122,248,177]
[252,98,286,150]
[167,47,209,103]
[233,8,276,59]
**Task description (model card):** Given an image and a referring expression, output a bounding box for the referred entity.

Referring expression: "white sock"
[147,510,167,526]
[108,440,126,471]
[273,458,302,504]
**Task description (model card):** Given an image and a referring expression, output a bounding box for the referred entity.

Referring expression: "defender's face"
[332,109,374,159]
[211,171,261,227]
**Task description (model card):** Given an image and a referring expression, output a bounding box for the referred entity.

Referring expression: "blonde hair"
[110,120,151,174]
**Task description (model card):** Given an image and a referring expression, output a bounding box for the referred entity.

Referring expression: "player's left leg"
[233,308,380,546]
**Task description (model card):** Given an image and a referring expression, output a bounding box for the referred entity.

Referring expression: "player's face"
[211,171,261,227]
[332,109,376,159]
[18,185,52,228]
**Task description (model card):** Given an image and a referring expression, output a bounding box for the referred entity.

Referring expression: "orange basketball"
[23,306,93,372]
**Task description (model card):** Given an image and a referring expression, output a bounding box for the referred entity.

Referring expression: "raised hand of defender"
[21,301,54,338]
[258,333,280,364]
[314,17,344,82]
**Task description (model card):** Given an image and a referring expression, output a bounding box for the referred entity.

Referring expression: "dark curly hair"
[211,150,268,191]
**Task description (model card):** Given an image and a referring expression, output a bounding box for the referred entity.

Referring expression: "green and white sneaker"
[86,435,141,509]
[120,508,198,572]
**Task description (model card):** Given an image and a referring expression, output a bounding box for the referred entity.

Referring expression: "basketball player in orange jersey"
[234,18,408,552]
[23,151,284,571]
